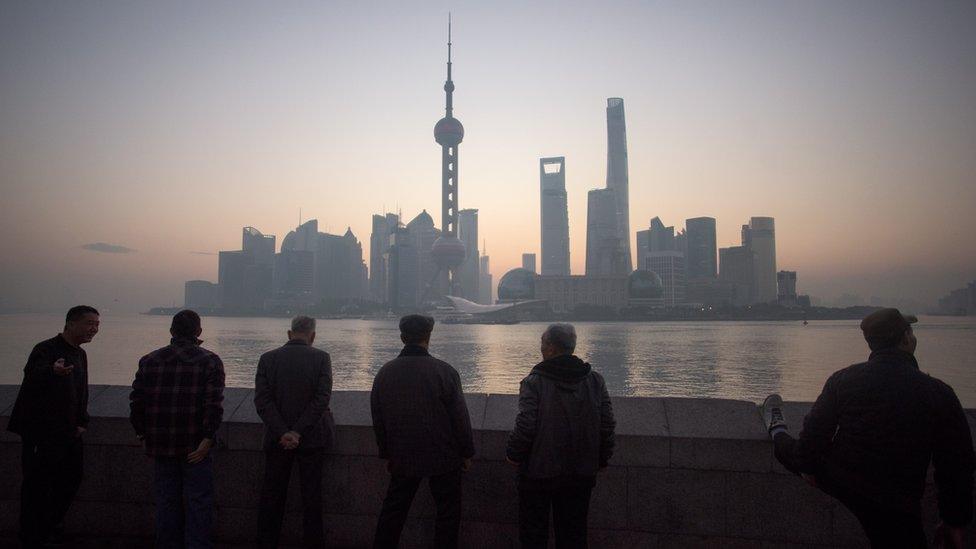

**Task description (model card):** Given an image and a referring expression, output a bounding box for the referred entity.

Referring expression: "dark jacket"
[8,334,90,443]
[506,354,616,480]
[254,339,335,451]
[795,348,975,526]
[370,345,475,477]
[129,337,225,457]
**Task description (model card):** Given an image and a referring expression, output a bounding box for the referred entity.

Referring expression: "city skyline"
[2,2,975,312]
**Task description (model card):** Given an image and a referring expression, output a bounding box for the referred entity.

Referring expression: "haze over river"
[1,314,973,406]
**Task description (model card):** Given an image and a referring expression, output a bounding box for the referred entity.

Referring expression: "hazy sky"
[1,1,974,313]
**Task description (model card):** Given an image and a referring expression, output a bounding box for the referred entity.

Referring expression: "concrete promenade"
[1,384,974,548]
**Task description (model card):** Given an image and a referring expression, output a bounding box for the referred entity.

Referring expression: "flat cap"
[860,308,917,342]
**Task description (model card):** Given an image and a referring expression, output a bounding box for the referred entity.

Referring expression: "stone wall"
[0,384,973,547]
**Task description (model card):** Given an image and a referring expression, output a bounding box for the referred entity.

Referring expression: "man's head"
[63,305,100,346]
[170,309,203,342]
[541,323,576,360]
[399,314,435,348]
[860,308,918,354]
[288,315,316,344]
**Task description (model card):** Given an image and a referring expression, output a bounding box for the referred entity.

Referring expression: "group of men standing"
[6,306,974,548]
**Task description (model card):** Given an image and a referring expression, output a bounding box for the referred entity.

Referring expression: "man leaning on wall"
[761,308,975,548]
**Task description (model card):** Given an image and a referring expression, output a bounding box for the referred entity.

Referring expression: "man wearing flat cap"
[370,314,475,549]
[760,309,974,548]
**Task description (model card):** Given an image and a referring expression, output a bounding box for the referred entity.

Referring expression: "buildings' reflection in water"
[3,315,973,406]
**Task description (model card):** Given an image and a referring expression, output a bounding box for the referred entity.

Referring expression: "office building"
[184,280,217,310]
[643,252,686,307]
[540,157,570,275]
[742,217,776,303]
[522,253,536,273]
[685,217,717,279]
[458,209,480,302]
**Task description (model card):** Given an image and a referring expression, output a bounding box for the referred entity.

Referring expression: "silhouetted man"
[506,323,615,549]
[130,309,225,549]
[8,305,99,547]
[370,314,475,549]
[255,315,335,549]
[762,309,974,548]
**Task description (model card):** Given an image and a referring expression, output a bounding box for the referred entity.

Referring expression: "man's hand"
[279,431,301,450]
[75,426,86,437]
[934,521,965,549]
[461,458,472,472]
[505,457,520,469]
[187,438,214,464]
[53,358,74,377]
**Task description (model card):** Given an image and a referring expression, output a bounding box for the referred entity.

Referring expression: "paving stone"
[613,396,669,437]
[82,416,143,446]
[729,472,833,545]
[332,424,380,456]
[627,467,727,536]
[76,443,153,504]
[331,390,372,427]
[0,384,20,415]
[589,466,629,530]
[670,437,771,473]
[659,534,761,548]
[64,500,156,538]
[0,442,21,500]
[665,398,767,441]
[587,529,659,548]
[614,434,670,468]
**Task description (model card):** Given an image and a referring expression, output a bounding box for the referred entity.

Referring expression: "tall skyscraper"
[479,253,493,305]
[742,217,776,303]
[429,17,467,296]
[585,98,632,275]
[458,209,480,302]
[585,189,620,275]
[242,227,275,265]
[719,245,756,307]
[606,97,631,272]
[643,252,686,307]
[540,157,570,276]
[369,213,399,303]
[685,217,717,279]
[521,253,537,273]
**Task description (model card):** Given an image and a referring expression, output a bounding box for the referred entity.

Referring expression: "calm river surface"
[1,313,973,406]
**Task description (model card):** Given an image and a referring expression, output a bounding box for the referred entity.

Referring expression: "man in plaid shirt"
[130,309,225,549]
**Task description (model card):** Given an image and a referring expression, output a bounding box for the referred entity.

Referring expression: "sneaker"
[761,394,788,435]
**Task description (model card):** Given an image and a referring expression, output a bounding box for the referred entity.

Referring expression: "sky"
[1,0,974,313]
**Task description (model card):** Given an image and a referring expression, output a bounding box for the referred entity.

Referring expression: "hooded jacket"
[506,354,615,480]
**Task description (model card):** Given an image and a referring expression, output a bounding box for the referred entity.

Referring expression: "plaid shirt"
[129,337,225,457]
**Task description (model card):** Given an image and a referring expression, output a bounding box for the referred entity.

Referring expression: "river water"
[1,313,973,406]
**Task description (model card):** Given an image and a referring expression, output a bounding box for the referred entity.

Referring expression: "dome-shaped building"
[497,268,537,302]
[628,270,664,300]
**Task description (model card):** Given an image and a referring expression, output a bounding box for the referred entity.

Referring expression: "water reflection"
[0,314,973,406]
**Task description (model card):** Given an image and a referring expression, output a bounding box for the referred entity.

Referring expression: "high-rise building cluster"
[491,96,808,314]
[186,222,368,314]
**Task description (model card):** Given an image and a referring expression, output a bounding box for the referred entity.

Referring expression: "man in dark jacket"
[254,315,335,549]
[130,310,225,549]
[370,314,475,549]
[506,323,616,549]
[8,305,99,547]
[762,308,974,548]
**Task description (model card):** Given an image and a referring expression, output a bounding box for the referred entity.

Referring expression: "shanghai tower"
[429,15,466,296]
[585,97,632,275]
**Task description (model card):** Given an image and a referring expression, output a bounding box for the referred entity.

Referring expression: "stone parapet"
[1,385,973,547]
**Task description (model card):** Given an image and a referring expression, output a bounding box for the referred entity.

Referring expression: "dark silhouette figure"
[506,323,616,549]
[8,305,99,548]
[254,315,335,549]
[370,314,475,549]
[130,309,225,549]
[762,309,974,548]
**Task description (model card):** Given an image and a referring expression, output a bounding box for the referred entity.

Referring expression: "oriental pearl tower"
[429,15,466,297]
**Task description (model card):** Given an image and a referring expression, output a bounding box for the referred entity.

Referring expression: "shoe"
[761,394,788,435]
